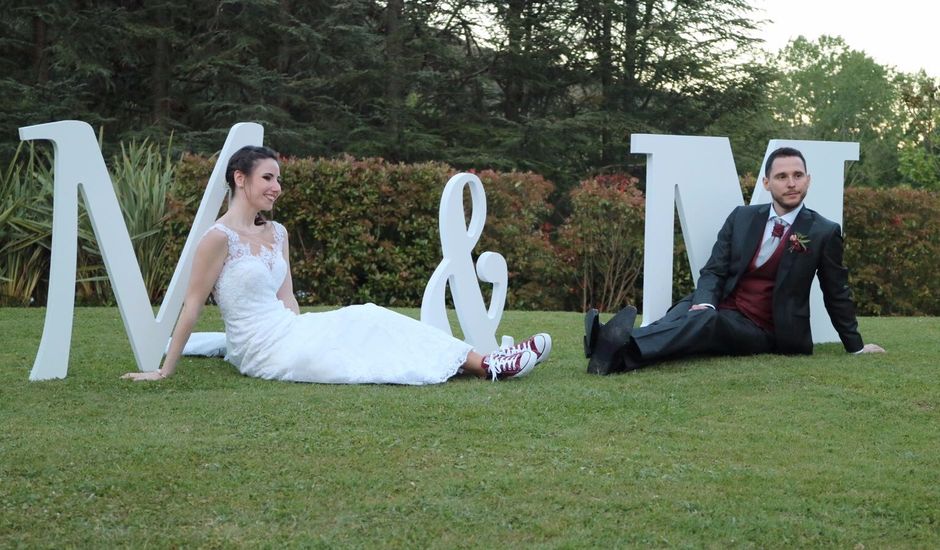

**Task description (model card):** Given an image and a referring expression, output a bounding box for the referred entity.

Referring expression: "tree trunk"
[277,0,292,74]
[502,0,526,122]
[385,0,405,160]
[599,4,613,164]
[152,6,170,122]
[32,14,49,84]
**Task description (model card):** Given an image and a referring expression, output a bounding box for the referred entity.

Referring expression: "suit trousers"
[626,296,775,366]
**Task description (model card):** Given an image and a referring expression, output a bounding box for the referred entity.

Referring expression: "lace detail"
[209,222,285,271]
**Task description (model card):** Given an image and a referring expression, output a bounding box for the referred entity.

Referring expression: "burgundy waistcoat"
[719,229,791,332]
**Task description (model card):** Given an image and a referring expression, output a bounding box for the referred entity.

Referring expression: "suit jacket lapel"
[738,204,770,272]
[776,207,815,285]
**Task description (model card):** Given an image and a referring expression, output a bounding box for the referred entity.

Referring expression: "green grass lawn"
[2,307,938,547]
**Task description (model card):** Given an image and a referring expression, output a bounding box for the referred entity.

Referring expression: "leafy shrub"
[671,236,696,303]
[472,169,568,309]
[78,140,179,304]
[1,139,182,306]
[0,144,53,306]
[8,145,939,317]
[843,187,940,315]
[557,174,645,312]
[170,156,564,310]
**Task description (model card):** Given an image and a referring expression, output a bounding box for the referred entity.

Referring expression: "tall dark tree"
[0,1,137,155]
[0,0,775,190]
[568,0,769,172]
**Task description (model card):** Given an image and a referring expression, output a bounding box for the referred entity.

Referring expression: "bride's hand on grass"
[120,371,166,381]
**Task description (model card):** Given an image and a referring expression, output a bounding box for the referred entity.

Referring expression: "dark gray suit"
[626,203,864,367]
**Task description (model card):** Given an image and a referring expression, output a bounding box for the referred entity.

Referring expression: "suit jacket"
[692,204,864,354]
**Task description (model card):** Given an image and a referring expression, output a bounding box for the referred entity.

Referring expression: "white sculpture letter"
[20,120,263,380]
[633,134,858,343]
[420,173,509,354]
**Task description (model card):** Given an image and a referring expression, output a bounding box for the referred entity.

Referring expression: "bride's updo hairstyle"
[225,145,279,226]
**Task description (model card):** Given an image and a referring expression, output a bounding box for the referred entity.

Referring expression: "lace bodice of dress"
[209,221,289,323]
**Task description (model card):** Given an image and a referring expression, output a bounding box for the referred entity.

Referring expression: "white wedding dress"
[207,222,471,384]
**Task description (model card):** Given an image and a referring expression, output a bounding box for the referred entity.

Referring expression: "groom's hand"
[857,343,886,354]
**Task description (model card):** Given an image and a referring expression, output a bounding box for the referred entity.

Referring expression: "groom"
[585,146,885,374]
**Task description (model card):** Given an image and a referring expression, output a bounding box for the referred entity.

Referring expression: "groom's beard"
[770,188,807,213]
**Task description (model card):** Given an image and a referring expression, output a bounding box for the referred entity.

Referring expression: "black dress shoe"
[586,306,637,375]
[605,305,638,335]
[584,308,600,358]
[620,351,642,372]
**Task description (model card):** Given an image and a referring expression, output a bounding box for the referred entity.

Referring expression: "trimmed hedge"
[843,187,940,315]
[166,157,939,315]
[170,156,565,310]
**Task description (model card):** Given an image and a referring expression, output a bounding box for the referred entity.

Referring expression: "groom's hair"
[764,147,807,179]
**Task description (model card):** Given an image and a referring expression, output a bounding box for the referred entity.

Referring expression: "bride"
[122,145,551,384]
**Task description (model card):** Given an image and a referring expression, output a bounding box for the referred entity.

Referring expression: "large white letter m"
[19,120,262,380]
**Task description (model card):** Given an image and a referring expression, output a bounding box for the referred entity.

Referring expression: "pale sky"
[751,0,938,77]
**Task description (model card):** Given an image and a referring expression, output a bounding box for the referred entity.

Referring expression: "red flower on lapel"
[788,232,810,253]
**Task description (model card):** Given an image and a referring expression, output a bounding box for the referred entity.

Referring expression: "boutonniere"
[788,232,810,253]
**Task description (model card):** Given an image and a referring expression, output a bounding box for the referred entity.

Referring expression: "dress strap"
[205,223,241,256]
[205,222,237,241]
[271,221,287,249]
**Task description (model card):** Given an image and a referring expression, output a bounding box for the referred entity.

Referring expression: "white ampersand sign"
[420,173,510,354]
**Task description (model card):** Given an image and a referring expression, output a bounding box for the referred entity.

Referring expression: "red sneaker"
[494,333,552,364]
[481,349,538,381]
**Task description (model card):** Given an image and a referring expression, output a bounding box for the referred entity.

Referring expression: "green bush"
[843,187,940,315]
[1,140,176,306]
[556,173,940,316]
[7,145,939,316]
[556,174,645,312]
[79,140,179,304]
[0,144,53,306]
[472,168,569,309]
[171,156,564,310]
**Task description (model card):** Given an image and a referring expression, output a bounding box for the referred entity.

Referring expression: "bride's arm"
[122,231,228,381]
[276,229,301,315]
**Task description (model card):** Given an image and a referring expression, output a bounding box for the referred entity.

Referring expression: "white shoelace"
[494,337,539,358]
[484,353,521,381]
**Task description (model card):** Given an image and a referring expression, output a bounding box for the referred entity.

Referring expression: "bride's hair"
[225,145,279,226]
